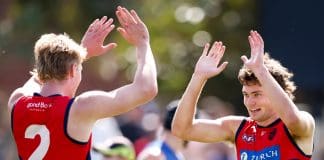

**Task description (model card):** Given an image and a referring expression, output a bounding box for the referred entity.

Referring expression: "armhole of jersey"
[11,104,16,132]
[234,118,247,144]
[283,124,312,158]
[10,97,22,132]
[63,98,89,145]
[86,151,91,160]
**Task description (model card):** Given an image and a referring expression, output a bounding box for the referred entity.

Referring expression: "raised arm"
[172,42,242,143]
[240,30,315,138]
[74,6,157,121]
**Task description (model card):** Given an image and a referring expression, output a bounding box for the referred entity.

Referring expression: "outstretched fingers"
[195,41,228,78]
[207,41,226,63]
[201,43,210,57]
[208,41,218,57]
[249,30,264,49]
[116,6,136,27]
[248,35,255,50]
[254,31,264,46]
[130,9,143,24]
[116,27,128,39]
[242,30,266,69]
[121,7,137,24]
[116,7,127,26]
[102,43,117,52]
[215,45,226,64]
[99,16,108,25]
[218,61,229,73]
[213,42,224,58]
[241,55,249,64]
[87,19,99,33]
[215,43,226,65]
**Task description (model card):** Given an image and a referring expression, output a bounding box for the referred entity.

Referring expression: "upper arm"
[179,115,244,143]
[8,75,41,110]
[286,111,315,138]
[72,82,156,121]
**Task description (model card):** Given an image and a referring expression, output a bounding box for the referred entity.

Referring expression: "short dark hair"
[163,100,179,131]
[163,100,199,130]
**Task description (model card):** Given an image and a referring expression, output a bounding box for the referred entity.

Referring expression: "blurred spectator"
[117,101,160,155]
[93,136,135,160]
[92,117,123,160]
[0,92,18,160]
[183,96,236,160]
[137,100,186,160]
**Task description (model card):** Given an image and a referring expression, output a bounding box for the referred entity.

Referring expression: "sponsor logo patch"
[240,145,280,160]
[27,102,53,112]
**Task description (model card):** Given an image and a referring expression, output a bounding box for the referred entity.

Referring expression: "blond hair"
[238,53,297,100]
[33,33,86,82]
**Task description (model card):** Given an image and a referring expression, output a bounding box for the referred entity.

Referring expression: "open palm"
[116,6,149,46]
[81,16,117,58]
[241,30,265,71]
[195,41,228,80]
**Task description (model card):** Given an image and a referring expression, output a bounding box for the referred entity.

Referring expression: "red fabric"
[134,137,150,156]
[235,118,311,160]
[12,94,91,160]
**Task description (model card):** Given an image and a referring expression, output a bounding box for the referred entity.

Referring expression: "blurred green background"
[0,0,259,110]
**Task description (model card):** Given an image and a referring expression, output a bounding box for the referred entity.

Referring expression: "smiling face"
[242,84,278,125]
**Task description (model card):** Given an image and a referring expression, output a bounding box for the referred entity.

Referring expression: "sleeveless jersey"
[235,118,311,160]
[11,93,92,160]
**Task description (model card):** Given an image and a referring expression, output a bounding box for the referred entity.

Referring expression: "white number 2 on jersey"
[25,124,50,160]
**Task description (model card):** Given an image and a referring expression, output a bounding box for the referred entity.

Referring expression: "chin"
[249,114,261,121]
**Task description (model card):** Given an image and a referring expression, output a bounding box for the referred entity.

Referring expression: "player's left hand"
[241,30,265,71]
[81,16,117,58]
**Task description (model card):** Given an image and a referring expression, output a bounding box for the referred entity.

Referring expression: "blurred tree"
[0,0,258,112]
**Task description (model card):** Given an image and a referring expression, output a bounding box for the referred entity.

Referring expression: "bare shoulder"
[72,90,115,110]
[293,111,315,155]
[220,115,246,138]
[8,87,25,111]
[69,90,117,122]
[293,111,315,137]
[69,91,104,116]
[221,115,246,130]
[300,111,315,124]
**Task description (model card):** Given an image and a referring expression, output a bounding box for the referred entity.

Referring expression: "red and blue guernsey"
[11,93,92,160]
[235,118,312,160]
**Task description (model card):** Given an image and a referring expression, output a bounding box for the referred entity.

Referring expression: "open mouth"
[250,108,261,113]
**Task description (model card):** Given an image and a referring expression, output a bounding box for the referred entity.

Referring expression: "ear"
[68,63,78,78]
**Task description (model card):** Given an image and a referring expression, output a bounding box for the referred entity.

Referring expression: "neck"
[40,80,73,97]
[255,114,280,127]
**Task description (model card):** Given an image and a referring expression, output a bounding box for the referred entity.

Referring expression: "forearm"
[254,67,300,122]
[133,43,158,97]
[172,74,207,137]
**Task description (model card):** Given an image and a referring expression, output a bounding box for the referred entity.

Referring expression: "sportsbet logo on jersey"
[27,102,53,112]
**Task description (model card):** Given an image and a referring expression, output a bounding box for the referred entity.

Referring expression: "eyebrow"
[242,91,262,94]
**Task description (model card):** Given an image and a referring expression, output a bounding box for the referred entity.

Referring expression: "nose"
[245,97,256,107]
